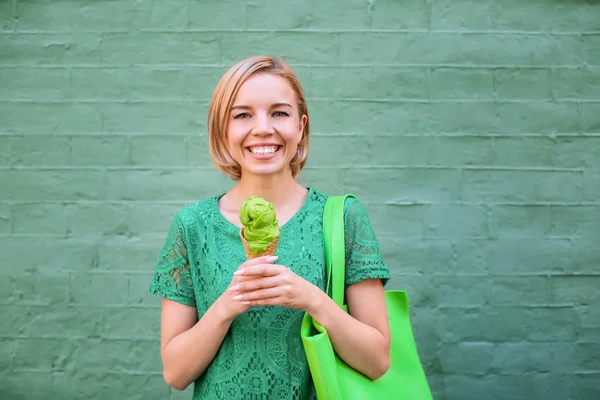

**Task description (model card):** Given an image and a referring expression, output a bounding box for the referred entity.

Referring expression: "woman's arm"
[160,256,278,390]
[307,278,391,380]
[159,297,233,391]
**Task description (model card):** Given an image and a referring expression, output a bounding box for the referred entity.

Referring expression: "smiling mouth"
[247,145,281,155]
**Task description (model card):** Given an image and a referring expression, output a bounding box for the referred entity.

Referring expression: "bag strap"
[323,194,355,307]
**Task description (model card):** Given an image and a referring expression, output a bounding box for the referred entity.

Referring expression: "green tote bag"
[301,195,434,400]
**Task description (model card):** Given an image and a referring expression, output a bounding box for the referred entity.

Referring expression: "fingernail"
[241,301,251,305]
[232,295,243,300]
[229,285,240,291]
[233,269,244,276]
[267,256,278,262]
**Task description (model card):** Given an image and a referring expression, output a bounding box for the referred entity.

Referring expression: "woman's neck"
[229,174,306,207]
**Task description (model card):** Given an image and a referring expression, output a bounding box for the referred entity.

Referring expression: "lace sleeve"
[344,198,390,288]
[149,212,196,307]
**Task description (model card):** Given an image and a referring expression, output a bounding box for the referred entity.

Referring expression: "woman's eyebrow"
[231,105,251,111]
[272,102,292,108]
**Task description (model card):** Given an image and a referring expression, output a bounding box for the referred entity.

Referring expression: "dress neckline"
[212,187,314,233]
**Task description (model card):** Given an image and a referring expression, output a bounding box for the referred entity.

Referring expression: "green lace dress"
[149,188,390,400]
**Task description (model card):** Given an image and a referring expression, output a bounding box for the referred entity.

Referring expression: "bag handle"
[323,194,355,307]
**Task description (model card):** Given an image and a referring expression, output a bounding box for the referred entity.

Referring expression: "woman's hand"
[228,262,324,312]
[214,255,279,321]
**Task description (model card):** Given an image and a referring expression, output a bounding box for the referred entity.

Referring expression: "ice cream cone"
[240,229,279,259]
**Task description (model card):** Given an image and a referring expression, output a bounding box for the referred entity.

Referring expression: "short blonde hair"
[208,56,310,181]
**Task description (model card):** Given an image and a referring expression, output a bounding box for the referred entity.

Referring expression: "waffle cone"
[240,229,279,259]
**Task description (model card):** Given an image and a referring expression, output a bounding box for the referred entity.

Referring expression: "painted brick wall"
[1,1,599,399]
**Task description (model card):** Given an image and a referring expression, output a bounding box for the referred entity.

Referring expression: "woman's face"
[227,73,307,180]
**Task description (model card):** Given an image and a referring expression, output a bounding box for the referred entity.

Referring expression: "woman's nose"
[251,112,274,135]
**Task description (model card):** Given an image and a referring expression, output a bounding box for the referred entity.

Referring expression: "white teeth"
[250,146,278,155]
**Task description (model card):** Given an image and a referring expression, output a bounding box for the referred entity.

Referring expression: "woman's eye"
[233,113,250,119]
[273,111,289,117]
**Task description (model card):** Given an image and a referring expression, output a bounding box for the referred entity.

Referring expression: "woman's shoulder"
[171,194,222,228]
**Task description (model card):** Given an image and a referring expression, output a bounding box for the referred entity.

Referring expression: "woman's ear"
[299,114,308,135]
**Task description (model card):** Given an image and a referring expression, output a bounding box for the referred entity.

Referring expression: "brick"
[430,68,494,99]
[308,135,370,167]
[128,273,159,305]
[579,103,600,133]
[12,203,67,235]
[430,136,495,166]
[29,305,99,338]
[245,0,369,29]
[0,237,98,272]
[105,168,229,201]
[431,0,495,30]
[495,69,551,99]
[554,136,600,168]
[553,68,600,100]
[13,338,77,371]
[0,102,102,134]
[1,370,53,399]
[366,204,427,238]
[70,273,129,305]
[338,33,582,66]
[437,306,578,342]
[440,342,494,374]
[581,170,600,202]
[368,0,429,29]
[388,274,434,307]
[549,206,600,237]
[576,344,600,370]
[0,203,9,234]
[550,276,600,305]
[0,305,32,336]
[16,1,134,32]
[381,238,455,275]
[489,205,550,238]
[70,135,129,166]
[569,240,600,275]
[582,34,600,66]
[497,102,579,134]
[99,306,159,338]
[1,170,105,201]
[70,67,187,101]
[482,239,574,274]
[494,343,575,374]
[493,137,554,167]
[461,170,581,203]
[69,338,160,372]
[0,1,14,31]
[10,135,70,166]
[103,102,205,134]
[130,135,186,166]
[101,32,219,65]
[571,373,600,400]
[8,272,70,306]
[188,0,247,30]
[345,168,460,203]
[184,134,213,167]
[495,1,600,32]
[97,239,164,272]
[431,275,489,307]
[221,32,338,65]
[0,67,69,100]
[0,136,9,165]
[579,304,600,328]
[0,33,101,65]
[488,276,549,305]
[308,67,430,99]
[66,203,182,237]
[362,135,431,166]
[424,205,488,238]
[52,369,170,399]
[183,67,222,100]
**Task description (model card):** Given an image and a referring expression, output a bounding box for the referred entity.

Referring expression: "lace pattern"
[149,188,390,399]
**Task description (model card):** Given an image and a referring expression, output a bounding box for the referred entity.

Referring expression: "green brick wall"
[1,1,599,399]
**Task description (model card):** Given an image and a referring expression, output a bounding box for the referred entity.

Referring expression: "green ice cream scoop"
[239,196,280,254]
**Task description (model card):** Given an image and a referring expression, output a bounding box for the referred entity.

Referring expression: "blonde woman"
[149,56,391,399]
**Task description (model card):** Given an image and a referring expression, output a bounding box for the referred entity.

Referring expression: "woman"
[149,56,391,399]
